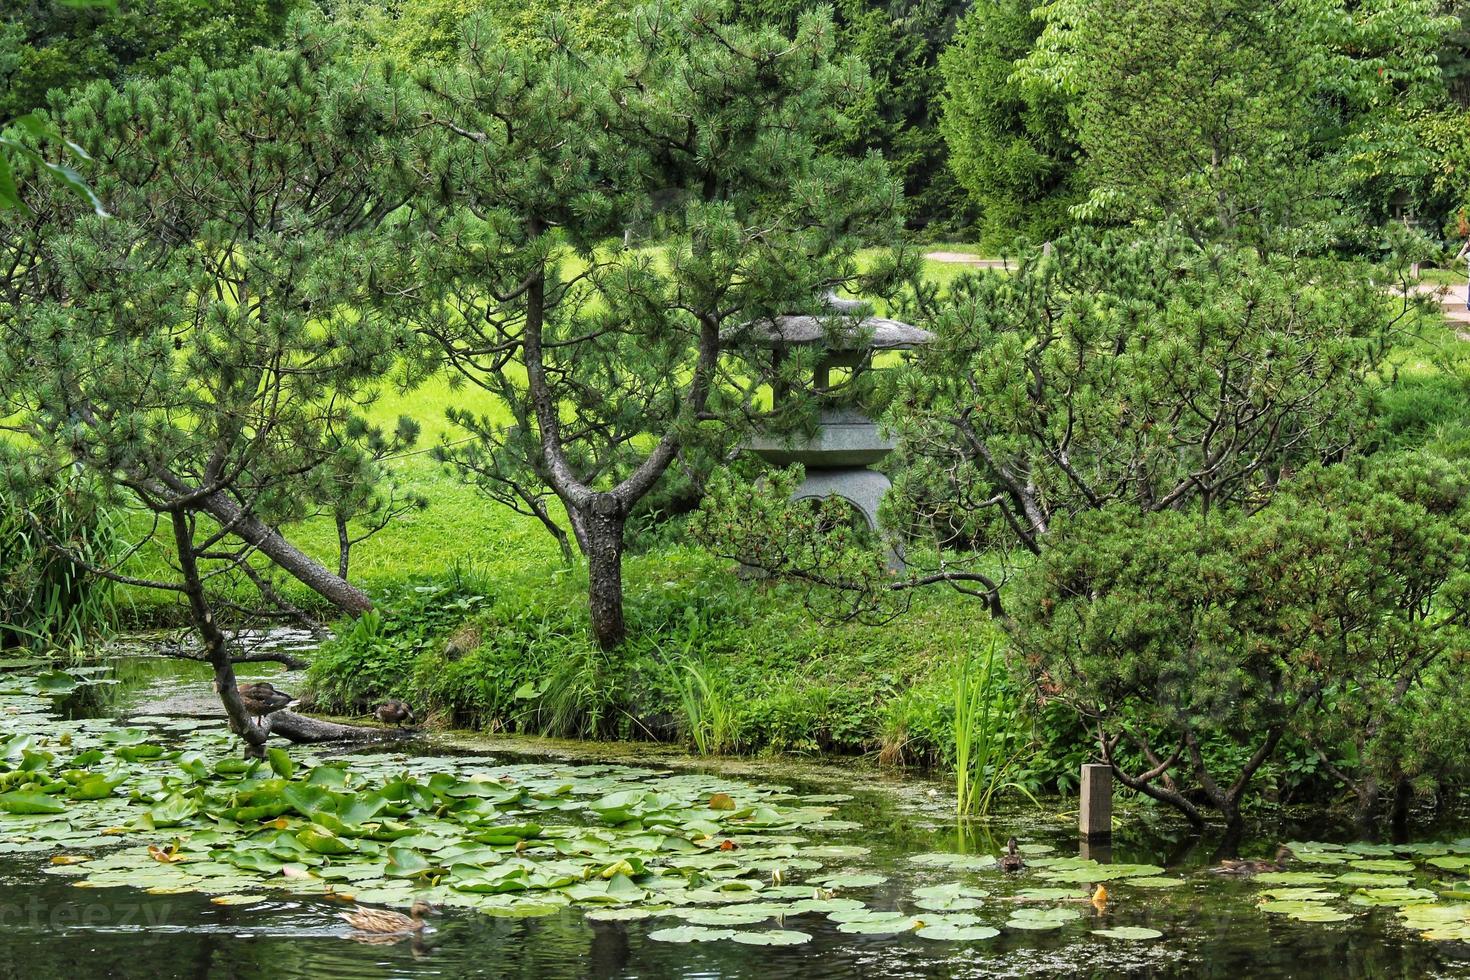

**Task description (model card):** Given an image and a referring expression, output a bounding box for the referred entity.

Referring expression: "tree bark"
[583,493,627,650]
[170,512,269,758]
[267,711,408,744]
[198,490,372,616]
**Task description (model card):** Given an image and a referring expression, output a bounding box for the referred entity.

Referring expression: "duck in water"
[374,699,415,728]
[1211,845,1294,876]
[999,837,1026,873]
[341,900,435,934]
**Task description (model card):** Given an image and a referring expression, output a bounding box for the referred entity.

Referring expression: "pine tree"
[0,26,417,751]
[407,1,905,648]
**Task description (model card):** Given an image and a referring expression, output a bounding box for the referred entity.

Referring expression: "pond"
[2,648,1470,978]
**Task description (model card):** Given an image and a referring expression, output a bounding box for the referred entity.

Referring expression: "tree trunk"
[199,491,372,615]
[267,710,407,744]
[583,493,627,651]
[170,512,269,758]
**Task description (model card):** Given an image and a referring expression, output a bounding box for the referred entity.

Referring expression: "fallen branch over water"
[265,710,413,745]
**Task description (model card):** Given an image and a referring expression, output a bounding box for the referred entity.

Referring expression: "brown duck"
[374,699,415,728]
[999,837,1026,873]
[236,681,295,727]
[1211,845,1294,876]
[341,900,434,934]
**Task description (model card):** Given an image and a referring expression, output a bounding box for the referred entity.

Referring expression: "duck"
[374,699,415,728]
[1210,844,1294,876]
[340,900,435,934]
[999,837,1026,873]
[1090,883,1109,912]
[236,681,296,727]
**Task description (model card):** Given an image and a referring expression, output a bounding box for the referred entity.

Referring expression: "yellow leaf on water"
[49,855,89,865]
[708,793,736,811]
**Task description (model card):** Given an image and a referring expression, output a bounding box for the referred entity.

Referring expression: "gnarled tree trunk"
[582,494,627,650]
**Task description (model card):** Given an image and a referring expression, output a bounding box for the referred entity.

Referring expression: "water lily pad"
[585,907,657,922]
[677,907,778,926]
[907,852,996,871]
[1093,926,1162,940]
[1005,906,1080,931]
[1291,907,1356,923]
[915,924,1000,941]
[1123,877,1186,889]
[1038,862,1164,884]
[1252,872,1334,886]
[648,926,736,943]
[1427,857,1470,872]
[1347,859,1417,873]
[1261,888,1336,902]
[730,929,811,946]
[817,873,886,888]
[1335,872,1413,888]
[1013,888,1081,901]
[1349,887,1438,907]
[209,894,266,906]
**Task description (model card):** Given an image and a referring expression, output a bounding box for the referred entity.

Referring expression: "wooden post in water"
[1079,763,1113,842]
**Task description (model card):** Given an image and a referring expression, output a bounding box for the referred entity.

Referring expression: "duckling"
[374,699,415,728]
[1090,883,1109,912]
[999,837,1026,873]
[236,681,296,727]
[1211,844,1294,876]
[340,900,435,934]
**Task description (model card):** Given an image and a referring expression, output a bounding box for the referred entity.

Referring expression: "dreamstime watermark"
[0,895,176,930]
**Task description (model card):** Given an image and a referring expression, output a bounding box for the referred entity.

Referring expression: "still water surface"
[2,651,1468,979]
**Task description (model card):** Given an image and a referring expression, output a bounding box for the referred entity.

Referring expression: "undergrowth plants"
[0,474,119,655]
[953,642,1038,817]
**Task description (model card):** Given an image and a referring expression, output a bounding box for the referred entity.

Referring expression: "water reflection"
[2,650,1470,978]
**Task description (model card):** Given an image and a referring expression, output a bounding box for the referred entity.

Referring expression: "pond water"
[2,649,1470,979]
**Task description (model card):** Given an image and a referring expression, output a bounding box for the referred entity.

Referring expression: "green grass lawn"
[114,253,986,619]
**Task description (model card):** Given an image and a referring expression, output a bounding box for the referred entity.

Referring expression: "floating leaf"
[915,924,999,941]
[1349,887,1438,907]
[1093,926,1163,940]
[210,894,266,906]
[0,792,65,814]
[730,930,811,946]
[1347,860,1416,873]
[1252,872,1334,886]
[267,748,295,780]
[1005,907,1080,931]
[818,873,886,888]
[647,926,737,943]
[1123,877,1186,890]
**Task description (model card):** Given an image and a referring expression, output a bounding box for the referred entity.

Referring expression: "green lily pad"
[1349,887,1438,907]
[817,873,886,888]
[1005,906,1080,931]
[730,929,811,946]
[585,907,657,922]
[1252,872,1334,886]
[1123,877,1186,889]
[1347,859,1417,873]
[1335,872,1413,888]
[1092,926,1163,940]
[648,926,737,943]
[915,924,1000,941]
[907,852,996,871]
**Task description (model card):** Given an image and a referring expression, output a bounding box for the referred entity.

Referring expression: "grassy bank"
[301,548,1078,790]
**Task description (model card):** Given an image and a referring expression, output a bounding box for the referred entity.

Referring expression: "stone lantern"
[726,297,933,566]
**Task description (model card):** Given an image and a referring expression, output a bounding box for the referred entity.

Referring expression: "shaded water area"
[2,645,1470,978]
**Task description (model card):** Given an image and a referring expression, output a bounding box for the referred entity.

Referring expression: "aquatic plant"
[0,474,118,655]
[952,641,1035,816]
[669,659,738,756]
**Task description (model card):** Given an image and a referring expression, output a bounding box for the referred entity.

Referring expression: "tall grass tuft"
[670,659,737,756]
[953,641,1036,817]
[0,476,120,655]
